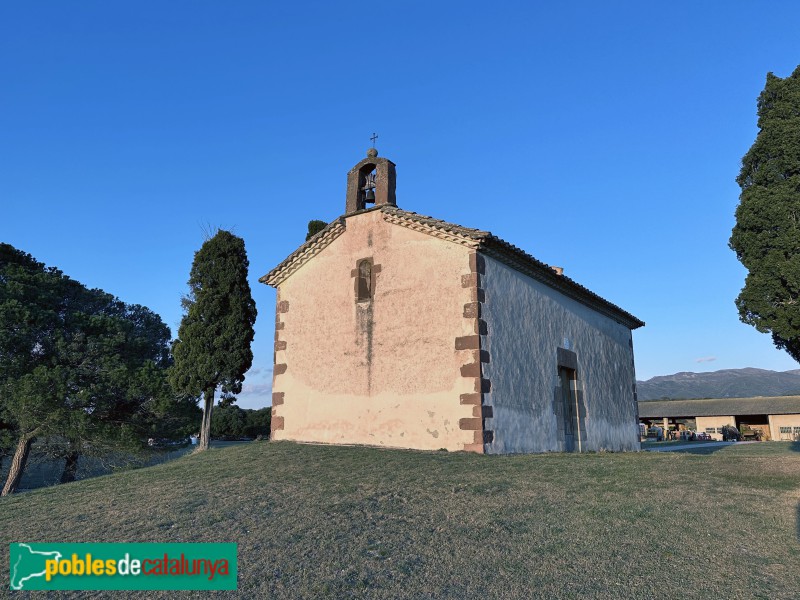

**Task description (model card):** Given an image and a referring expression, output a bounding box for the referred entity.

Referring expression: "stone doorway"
[559,366,580,452]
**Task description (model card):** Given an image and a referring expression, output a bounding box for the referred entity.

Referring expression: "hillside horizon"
[637,367,800,401]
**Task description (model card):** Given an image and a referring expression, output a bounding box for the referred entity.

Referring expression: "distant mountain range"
[637,367,800,401]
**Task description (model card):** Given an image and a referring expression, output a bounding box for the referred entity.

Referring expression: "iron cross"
[370,133,378,148]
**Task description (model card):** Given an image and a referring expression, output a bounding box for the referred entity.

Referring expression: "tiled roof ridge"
[381,207,644,330]
[260,205,644,330]
[380,206,488,240]
[259,218,346,286]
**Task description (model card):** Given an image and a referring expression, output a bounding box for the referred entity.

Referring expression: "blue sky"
[2,2,799,409]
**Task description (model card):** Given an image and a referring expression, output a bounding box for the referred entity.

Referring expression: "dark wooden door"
[559,367,577,452]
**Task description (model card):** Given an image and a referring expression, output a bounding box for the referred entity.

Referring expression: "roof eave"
[259,218,347,287]
[259,206,645,331]
[480,236,645,330]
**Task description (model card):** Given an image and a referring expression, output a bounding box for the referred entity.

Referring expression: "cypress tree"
[170,230,257,450]
[305,219,327,241]
[730,66,800,361]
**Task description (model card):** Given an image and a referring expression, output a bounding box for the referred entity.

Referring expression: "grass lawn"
[2,441,799,599]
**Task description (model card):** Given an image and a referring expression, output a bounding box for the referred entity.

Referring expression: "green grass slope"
[2,441,800,599]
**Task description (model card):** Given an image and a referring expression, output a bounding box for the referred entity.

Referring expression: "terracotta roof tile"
[261,206,644,329]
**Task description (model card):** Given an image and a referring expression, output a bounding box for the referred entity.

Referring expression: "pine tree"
[0,243,175,495]
[730,66,800,362]
[170,230,257,450]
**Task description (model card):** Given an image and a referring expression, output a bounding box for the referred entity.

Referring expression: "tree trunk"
[60,450,80,483]
[198,389,214,451]
[1,434,35,496]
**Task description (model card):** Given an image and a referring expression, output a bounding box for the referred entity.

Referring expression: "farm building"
[638,396,800,441]
[261,149,644,454]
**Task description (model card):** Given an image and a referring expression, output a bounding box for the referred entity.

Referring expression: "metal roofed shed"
[638,396,800,442]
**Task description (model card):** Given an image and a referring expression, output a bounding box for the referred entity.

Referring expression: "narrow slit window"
[357,259,372,302]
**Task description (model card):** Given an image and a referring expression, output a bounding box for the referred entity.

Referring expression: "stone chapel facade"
[261,149,644,454]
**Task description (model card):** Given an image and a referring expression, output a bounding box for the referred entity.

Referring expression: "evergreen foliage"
[0,243,182,494]
[305,219,327,241]
[730,66,800,362]
[209,405,271,439]
[170,230,257,450]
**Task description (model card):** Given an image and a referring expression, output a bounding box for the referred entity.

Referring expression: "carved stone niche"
[345,152,397,213]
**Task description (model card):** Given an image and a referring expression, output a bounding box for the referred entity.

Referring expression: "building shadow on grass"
[660,441,800,455]
[667,446,729,455]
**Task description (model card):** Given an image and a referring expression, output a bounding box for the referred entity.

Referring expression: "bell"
[365,188,375,203]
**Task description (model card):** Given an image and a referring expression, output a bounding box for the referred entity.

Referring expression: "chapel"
[260,149,644,453]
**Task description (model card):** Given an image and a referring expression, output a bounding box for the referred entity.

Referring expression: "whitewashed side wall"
[481,256,640,453]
